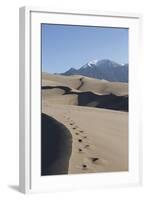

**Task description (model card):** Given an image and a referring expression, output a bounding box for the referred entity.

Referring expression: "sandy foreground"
[41,73,128,175]
[42,103,128,174]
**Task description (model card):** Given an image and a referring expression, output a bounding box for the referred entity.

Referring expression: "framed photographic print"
[19,6,142,193]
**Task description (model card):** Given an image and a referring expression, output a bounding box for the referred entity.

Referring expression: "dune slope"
[42,104,128,174]
[42,72,128,96]
[42,73,128,111]
[41,73,128,174]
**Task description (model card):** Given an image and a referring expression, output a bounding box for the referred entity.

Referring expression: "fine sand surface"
[42,72,128,96]
[41,73,128,175]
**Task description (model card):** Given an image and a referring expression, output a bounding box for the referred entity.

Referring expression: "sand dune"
[41,113,72,175]
[42,104,128,174]
[42,72,82,89]
[41,73,128,175]
[42,82,128,111]
[79,76,128,96]
[42,72,128,96]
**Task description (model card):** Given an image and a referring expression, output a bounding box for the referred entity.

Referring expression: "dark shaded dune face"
[41,113,72,176]
[41,85,128,112]
[77,92,128,111]
[97,94,128,111]
[42,86,71,94]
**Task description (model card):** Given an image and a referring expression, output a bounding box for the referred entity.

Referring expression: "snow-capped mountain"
[62,59,128,82]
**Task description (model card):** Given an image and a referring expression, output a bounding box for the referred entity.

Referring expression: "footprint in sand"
[66,119,91,162]
[79,130,84,133]
[72,127,77,130]
[75,132,79,135]
[69,121,75,125]
[82,136,87,139]
[78,139,83,143]
[84,144,90,148]
[72,126,78,130]
[78,148,83,152]
[82,164,88,170]
[90,157,99,163]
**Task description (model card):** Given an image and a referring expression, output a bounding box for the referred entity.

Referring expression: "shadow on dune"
[42,86,128,111]
[42,85,71,94]
[41,113,72,176]
[77,92,128,111]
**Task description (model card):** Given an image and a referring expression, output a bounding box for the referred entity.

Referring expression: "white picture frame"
[19,6,142,194]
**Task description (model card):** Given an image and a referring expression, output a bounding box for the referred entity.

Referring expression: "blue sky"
[41,24,128,73]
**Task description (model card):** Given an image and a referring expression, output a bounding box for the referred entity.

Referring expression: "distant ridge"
[61,59,128,82]
[42,73,128,111]
[42,85,128,111]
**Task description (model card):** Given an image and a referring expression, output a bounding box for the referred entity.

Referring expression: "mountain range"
[61,59,128,82]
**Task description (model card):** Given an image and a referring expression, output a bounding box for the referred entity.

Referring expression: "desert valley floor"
[41,73,128,175]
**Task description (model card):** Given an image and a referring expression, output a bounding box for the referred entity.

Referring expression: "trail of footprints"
[63,111,100,172]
